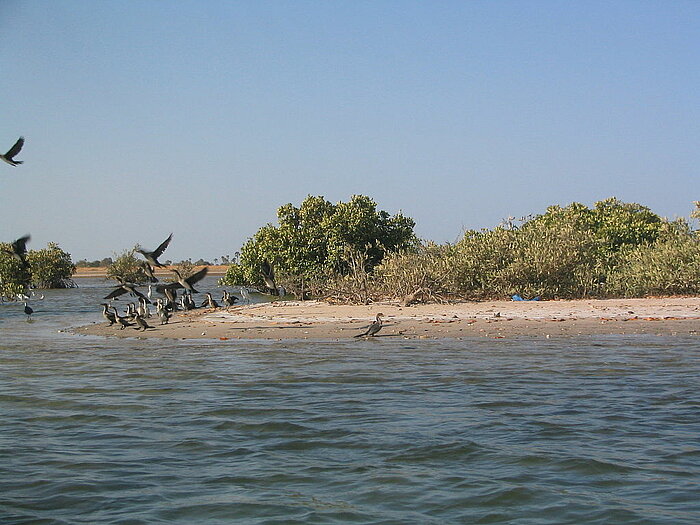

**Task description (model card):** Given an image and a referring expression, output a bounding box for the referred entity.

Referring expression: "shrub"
[107,250,148,283]
[26,242,76,288]
[607,220,700,296]
[221,195,418,291]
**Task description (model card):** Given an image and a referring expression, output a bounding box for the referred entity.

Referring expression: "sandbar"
[74,297,700,340]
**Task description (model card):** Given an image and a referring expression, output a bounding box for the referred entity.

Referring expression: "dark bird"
[180,292,196,311]
[133,312,153,331]
[136,233,173,268]
[104,278,151,303]
[3,234,31,267]
[164,267,208,294]
[201,292,219,308]
[221,290,238,306]
[141,261,159,283]
[261,260,278,295]
[23,302,33,320]
[354,313,384,338]
[1,136,25,166]
[100,303,116,326]
[111,306,132,329]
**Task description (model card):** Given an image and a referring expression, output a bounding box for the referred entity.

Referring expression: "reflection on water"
[1,279,699,523]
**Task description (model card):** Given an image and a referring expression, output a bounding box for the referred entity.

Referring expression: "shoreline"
[72,265,229,279]
[74,297,700,340]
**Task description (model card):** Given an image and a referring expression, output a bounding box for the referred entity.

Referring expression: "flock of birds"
[3,135,385,337]
[99,232,241,331]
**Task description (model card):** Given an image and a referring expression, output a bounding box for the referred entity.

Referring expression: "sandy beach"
[74,296,700,340]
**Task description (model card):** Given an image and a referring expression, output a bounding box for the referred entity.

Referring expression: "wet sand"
[74,297,700,340]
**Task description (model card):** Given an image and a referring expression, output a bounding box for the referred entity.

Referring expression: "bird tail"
[14,161,23,165]
[354,332,367,338]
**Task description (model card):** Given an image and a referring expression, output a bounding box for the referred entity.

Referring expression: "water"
[1,279,699,523]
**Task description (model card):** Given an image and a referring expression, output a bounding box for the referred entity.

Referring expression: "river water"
[1,278,699,523]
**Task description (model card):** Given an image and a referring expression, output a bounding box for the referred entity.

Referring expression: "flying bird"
[3,234,30,268]
[161,267,209,294]
[354,313,384,338]
[136,233,173,268]
[1,136,25,166]
[104,278,151,303]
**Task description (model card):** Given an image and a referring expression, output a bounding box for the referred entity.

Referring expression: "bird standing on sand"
[354,313,384,338]
[133,312,152,331]
[1,136,25,166]
[111,306,132,329]
[201,292,219,308]
[100,303,116,326]
[23,302,33,321]
[221,290,238,306]
[136,233,173,268]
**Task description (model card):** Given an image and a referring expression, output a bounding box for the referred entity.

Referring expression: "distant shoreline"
[74,296,700,340]
[72,265,229,279]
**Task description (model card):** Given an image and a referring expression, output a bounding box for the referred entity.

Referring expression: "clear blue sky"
[1,1,698,262]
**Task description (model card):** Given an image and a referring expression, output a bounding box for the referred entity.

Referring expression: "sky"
[1,0,698,262]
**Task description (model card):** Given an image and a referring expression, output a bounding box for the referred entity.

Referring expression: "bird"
[181,292,196,311]
[104,278,151,303]
[354,313,384,338]
[141,262,159,283]
[132,312,152,331]
[201,292,219,308]
[137,296,151,318]
[240,287,250,304]
[1,136,25,166]
[163,267,208,294]
[3,234,30,268]
[111,306,132,329]
[261,260,278,294]
[100,303,116,325]
[221,290,238,306]
[136,233,173,268]
[23,302,33,321]
[159,286,178,311]
[155,299,171,324]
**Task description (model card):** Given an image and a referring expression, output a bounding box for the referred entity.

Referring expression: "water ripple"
[2,282,700,522]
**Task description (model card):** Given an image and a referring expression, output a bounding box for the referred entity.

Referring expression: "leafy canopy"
[1,241,75,297]
[222,195,417,288]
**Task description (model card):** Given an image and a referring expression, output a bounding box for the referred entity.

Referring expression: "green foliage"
[533,197,663,260]
[221,196,700,303]
[1,241,75,297]
[607,219,700,296]
[221,195,418,291]
[107,250,147,283]
[0,243,31,298]
[26,242,76,288]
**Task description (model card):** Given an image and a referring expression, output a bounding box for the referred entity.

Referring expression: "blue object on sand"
[512,294,540,301]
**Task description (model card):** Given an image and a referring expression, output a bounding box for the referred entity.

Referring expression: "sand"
[74,297,700,340]
[72,265,229,279]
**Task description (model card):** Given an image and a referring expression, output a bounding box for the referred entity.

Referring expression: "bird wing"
[104,287,129,300]
[5,137,24,159]
[185,266,209,285]
[152,233,173,259]
[11,234,30,255]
